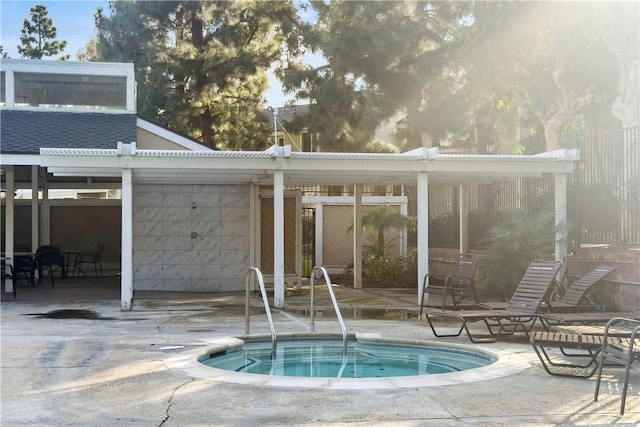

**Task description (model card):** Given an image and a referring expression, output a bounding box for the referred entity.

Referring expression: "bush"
[478,210,555,301]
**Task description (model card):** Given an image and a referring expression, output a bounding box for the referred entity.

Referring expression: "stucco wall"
[132,183,250,292]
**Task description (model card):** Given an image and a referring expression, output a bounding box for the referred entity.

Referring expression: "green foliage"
[94,1,303,150]
[18,4,68,60]
[353,205,411,257]
[282,1,471,151]
[344,249,417,287]
[478,210,555,301]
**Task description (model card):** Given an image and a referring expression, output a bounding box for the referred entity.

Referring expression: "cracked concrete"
[1,281,638,426]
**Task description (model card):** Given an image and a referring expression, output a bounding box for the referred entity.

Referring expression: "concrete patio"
[1,276,638,426]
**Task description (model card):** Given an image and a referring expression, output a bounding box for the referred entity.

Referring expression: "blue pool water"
[199,339,495,378]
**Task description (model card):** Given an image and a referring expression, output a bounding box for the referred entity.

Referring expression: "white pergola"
[3,143,578,309]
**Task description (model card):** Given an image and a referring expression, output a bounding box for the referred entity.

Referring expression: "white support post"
[41,177,50,245]
[31,166,39,252]
[554,173,568,262]
[4,166,15,294]
[459,185,469,254]
[273,170,285,308]
[120,168,133,310]
[314,203,323,268]
[249,185,256,291]
[353,185,363,289]
[417,173,429,304]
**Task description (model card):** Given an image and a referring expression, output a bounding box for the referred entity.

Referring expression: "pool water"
[199,339,495,378]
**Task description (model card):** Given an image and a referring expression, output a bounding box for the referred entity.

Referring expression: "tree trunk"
[599,2,639,128]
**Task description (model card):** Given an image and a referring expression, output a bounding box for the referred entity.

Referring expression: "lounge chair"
[594,317,640,415]
[423,259,562,343]
[481,265,615,312]
[419,253,479,311]
[546,265,615,312]
[540,309,640,330]
[530,319,639,379]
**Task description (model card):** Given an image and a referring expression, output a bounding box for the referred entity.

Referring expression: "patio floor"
[1,275,638,426]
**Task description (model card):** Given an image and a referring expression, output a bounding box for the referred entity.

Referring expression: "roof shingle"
[1,110,137,154]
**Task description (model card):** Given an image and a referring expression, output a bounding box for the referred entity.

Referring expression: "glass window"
[14,72,127,109]
[302,132,312,152]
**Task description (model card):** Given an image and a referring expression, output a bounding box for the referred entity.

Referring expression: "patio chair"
[419,253,479,311]
[423,259,562,343]
[546,265,616,312]
[34,245,63,287]
[594,317,640,415]
[480,265,615,312]
[74,243,105,277]
[14,255,36,287]
[530,319,639,379]
[540,308,640,330]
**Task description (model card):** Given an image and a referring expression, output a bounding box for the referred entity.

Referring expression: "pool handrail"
[310,266,348,356]
[245,267,277,358]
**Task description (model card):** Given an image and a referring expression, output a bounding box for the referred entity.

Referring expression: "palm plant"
[478,210,557,301]
[353,205,411,257]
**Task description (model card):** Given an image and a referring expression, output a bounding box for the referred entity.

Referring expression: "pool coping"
[164,332,531,390]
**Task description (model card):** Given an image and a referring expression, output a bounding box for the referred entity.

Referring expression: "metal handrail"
[310,266,348,356]
[245,267,277,358]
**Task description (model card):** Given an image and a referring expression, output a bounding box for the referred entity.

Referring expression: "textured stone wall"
[132,184,250,292]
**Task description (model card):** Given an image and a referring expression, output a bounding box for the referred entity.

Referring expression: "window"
[14,72,127,109]
[302,132,312,152]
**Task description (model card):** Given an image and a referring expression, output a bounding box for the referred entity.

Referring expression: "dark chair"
[74,243,105,277]
[13,244,31,252]
[34,245,63,287]
[420,253,479,311]
[14,255,36,287]
[594,317,640,415]
[1,262,17,297]
[423,259,563,343]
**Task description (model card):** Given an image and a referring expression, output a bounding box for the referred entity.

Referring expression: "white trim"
[136,119,213,152]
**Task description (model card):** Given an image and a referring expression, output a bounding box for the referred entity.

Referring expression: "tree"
[597,1,639,128]
[281,1,471,151]
[464,2,619,151]
[94,1,305,151]
[18,4,68,60]
[0,46,8,59]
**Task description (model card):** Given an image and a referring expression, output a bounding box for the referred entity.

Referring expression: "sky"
[0,0,316,108]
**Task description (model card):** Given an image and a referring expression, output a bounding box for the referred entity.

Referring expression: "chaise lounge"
[423,259,562,343]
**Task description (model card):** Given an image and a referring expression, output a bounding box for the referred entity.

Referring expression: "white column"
[121,168,133,310]
[314,203,323,267]
[458,185,469,254]
[554,173,568,262]
[4,166,15,294]
[249,185,256,278]
[31,166,39,251]
[41,176,50,244]
[353,185,363,289]
[417,173,429,304]
[273,170,285,308]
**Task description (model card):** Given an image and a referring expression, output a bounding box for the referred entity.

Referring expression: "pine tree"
[18,4,68,60]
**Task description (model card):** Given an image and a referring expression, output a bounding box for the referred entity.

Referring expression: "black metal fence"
[296,126,639,256]
[430,127,639,249]
[569,127,639,246]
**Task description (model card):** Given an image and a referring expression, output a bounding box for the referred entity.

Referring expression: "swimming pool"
[199,337,494,378]
[165,332,528,389]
